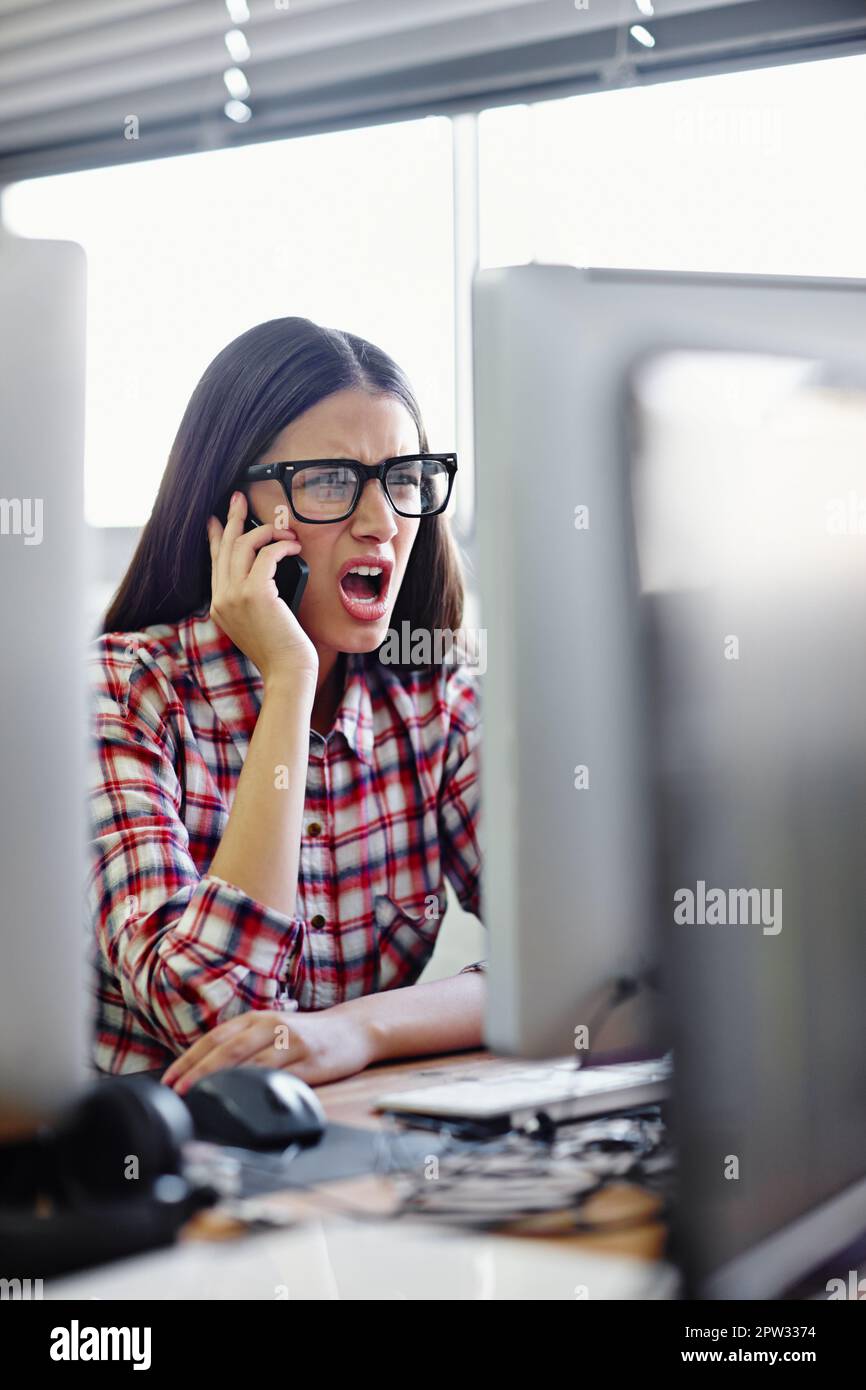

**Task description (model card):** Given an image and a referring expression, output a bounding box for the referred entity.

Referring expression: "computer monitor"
[0,227,88,1132]
[631,344,866,1299]
[472,265,657,1063]
[472,262,866,1294]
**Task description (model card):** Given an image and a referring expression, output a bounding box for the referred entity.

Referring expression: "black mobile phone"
[243,515,309,617]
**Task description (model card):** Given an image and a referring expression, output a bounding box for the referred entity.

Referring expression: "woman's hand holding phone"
[205,489,315,921]
[207,490,318,688]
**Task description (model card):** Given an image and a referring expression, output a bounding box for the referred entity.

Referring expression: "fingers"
[207,491,302,597]
[167,1034,260,1096]
[249,536,303,585]
[223,487,247,541]
[216,490,247,593]
[162,1012,255,1089]
[163,1014,301,1094]
[206,514,223,586]
[206,493,237,601]
[248,1044,314,1082]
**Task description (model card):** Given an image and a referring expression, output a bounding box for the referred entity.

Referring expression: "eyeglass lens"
[290,458,450,520]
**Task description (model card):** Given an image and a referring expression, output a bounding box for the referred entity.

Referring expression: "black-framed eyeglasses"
[243,453,457,524]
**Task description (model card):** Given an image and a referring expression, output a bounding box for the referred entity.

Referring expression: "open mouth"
[339,565,385,604]
[337,560,392,621]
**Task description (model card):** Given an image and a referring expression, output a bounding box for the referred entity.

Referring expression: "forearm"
[208,672,315,917]
[333,971,485,1065]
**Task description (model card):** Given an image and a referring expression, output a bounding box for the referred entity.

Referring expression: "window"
[7,50,866,538]
[3,116,455,528]
[479,54,866,279]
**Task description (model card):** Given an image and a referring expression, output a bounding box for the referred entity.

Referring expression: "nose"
[351,476,398,541]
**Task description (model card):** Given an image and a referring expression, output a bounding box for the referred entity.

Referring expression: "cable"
[184,1096,675,1238]
[576,969,664,1068]
[387,1107,675,1233]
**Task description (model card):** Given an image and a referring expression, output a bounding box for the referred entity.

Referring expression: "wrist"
[331,994,389,1066]
[262,664,318,702]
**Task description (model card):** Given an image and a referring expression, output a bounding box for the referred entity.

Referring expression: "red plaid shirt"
[87,610,482,1074]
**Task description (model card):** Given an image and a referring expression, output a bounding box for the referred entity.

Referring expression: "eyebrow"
[274,452,423,465]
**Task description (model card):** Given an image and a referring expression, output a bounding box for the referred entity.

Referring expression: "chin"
[341,632,384,655]
[327,615,394,655]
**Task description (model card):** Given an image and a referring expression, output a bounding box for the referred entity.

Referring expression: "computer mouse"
[183,1067,326,1150]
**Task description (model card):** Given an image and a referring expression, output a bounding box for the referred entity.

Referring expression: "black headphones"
[0,1076,218,1280]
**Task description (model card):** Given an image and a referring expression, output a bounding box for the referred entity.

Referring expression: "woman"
[88,317,484,1094]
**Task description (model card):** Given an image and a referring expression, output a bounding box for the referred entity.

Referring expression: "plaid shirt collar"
[177,611,375,765]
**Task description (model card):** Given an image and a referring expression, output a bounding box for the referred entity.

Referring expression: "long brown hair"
[102,317,464,651]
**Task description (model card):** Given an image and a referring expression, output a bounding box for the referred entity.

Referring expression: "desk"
[47,1050,677,1301]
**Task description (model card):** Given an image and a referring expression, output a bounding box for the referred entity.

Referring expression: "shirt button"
[311,914,326,929]
[307,821,323,837]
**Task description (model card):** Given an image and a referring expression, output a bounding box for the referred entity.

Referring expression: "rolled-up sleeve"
[88,650,308,1059]
[437,666,482,923]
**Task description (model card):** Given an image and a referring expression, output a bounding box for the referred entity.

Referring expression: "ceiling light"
[224,99,252,123]
[223,67,251,100]
[224,29,251,63]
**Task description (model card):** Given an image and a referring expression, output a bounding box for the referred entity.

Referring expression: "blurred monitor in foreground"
[0,228,87,1133]
[631,347,866,1299]
[473,262,866,1297]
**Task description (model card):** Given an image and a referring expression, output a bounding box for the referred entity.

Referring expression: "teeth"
[346,565,383,577]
